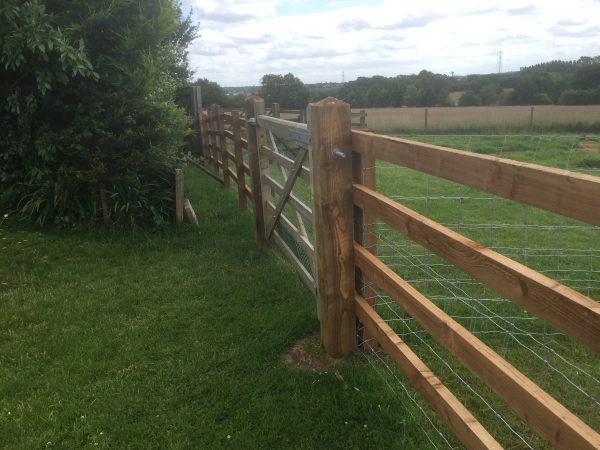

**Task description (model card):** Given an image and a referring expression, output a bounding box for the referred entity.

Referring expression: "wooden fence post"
[245,96,269,246]
[175,168,184,224]
[309,97,356,357]
[218,106,230,188]
[199,112,208,161]
[529,106,535,129]
[272,103,280,118]
[353,147,378,348]
[210,106,220,174]
[232,110,247,209]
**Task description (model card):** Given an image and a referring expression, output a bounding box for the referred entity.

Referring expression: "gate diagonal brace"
[265,145,309,240]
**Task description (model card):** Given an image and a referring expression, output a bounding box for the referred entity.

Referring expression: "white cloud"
[185,0,600,86]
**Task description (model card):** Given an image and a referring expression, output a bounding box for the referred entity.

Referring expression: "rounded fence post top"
[313,96,349,107]
[245,95,263,102]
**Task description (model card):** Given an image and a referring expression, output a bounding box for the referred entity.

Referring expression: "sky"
[181,0,600,86]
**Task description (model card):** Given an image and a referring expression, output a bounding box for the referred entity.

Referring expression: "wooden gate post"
[245,96,269,247]
[218,106,230,188]
[210,105,219,174]
[309,97,356,357]
[232,110,247,210]
[272,103,280,118]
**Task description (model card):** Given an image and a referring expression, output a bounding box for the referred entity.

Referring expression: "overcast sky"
[181,0,600,86]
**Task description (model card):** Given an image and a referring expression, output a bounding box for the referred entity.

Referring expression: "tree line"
[198,55,600,109]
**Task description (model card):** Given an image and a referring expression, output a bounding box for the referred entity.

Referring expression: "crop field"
[271,132,600,448]
[356,105,600,133]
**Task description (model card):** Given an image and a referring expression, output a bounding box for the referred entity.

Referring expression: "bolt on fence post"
[309,97,356,357]
[245,96,269,247]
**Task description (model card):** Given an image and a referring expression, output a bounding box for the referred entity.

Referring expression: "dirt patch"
[282,333,347,372]
[580,140,600,153]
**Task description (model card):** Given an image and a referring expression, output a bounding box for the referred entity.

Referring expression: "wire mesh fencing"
[357,133,600,449]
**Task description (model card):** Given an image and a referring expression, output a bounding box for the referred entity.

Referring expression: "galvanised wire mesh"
[357,134,600,449]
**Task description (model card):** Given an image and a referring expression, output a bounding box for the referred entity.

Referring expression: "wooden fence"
[197,96,600,450]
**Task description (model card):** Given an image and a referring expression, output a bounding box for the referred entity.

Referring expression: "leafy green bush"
[458,91,482,106]
[0,0,196,227]
[559,89,600,105]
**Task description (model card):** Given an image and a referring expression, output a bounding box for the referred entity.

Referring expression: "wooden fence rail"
[197,97,600,450]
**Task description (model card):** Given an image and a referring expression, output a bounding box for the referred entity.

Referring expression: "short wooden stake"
[184,198,199,227]
[175,169,184,224]
[309,97,356,357]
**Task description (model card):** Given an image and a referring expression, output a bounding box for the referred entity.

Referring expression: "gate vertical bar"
[309,97,356,357]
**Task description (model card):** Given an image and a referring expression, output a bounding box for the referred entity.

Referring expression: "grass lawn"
[0,165,438,449]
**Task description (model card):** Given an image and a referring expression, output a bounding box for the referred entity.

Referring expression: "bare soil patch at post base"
[283,333,349,372]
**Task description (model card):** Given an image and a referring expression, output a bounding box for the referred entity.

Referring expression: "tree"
[406,70,451,107]
[196,78,227,106]
[571,64,600,90]
[1,0,196,226]
[478,83,502,105]
[259,73,309,109]
[458,91,482,106]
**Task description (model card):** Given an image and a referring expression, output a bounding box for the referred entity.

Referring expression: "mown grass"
[0,165,445,449]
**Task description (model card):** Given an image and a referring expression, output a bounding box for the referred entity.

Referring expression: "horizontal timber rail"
[352,130,600,226]
[355,295,502,450]
[355,243,600,450]
[197,97,599,449]
[353,183,600,352]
